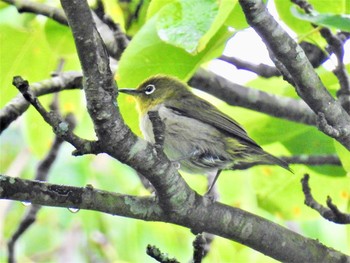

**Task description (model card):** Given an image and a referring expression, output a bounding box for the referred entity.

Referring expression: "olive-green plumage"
[120,75,291,189]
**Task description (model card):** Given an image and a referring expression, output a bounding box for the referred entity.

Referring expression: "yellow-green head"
[119,75,191,116]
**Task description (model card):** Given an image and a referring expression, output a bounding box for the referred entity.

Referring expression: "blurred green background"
[0,0,349,262]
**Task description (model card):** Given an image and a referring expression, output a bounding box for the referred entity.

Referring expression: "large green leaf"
[117,14,232,88]
[44,19,77,55]
[147,0,235,54]
[156,0,218,53]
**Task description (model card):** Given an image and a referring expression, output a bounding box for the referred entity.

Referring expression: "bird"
[119,75,291,193]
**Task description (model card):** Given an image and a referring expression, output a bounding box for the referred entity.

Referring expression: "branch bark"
[1,174,349,263]
[0,71,82,133]
[190,69,316,125]
[2,0,129,60]
[301,174,350,224]
[239,0,350,150]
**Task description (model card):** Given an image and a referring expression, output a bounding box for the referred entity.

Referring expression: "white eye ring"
[145,84,156,95]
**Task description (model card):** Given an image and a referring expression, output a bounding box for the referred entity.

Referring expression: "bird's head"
[119,75,190,115]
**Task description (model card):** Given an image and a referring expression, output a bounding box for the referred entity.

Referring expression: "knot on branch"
[316,112,341,138]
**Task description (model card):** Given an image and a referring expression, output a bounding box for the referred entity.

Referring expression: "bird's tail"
[260,152,293,173]
[233,149,293,173]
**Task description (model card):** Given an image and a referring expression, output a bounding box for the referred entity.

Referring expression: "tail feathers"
[232,150,293,173]
[261,152,293,173]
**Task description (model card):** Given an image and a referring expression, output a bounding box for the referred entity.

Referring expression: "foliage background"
[0,0,349,262]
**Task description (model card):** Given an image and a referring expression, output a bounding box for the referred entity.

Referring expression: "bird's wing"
[164,95,261,148]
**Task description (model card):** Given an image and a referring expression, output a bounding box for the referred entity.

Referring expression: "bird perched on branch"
[119,75,291,193]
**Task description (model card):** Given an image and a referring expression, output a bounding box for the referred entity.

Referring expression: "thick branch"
[59,0,195,214]
[239,0,350,150]
[190,69,316,126]
[1,175,349,263]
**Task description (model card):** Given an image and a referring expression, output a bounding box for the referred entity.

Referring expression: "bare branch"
[190,69,316,126]
[192,234,206,263]
[11,76,97,155]
[301,174,350,224]
[1,174,349,262]
[0,71,82,133]
[2,0,67,24]
[219,55,281,78]
[146,245,180,263]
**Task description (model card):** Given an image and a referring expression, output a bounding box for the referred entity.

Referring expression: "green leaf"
[225,2,249,30]
[147,0,174,19]
[274,0,349,45]
[291,6,350,32]
[44,19,77,55]
[334,141,350,173]
[197,0,237,52]
[156,0,219,54]
[0,25,56,108]
[117,14,232,88]
[283,128,346,176]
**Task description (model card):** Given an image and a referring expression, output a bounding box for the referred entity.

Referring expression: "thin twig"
[146,245,179,263]
[11,76,97,155]
[0,71,82,133]
[301,174,350,224]
[219,55,281,78]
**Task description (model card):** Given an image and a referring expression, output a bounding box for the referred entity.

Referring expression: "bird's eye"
[145,84,156,95]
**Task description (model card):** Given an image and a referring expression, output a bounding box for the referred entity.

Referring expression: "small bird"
[119,75,291,192]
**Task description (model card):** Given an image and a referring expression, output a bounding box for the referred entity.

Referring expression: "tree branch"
[190,69,316,126]
[291,0,350,113]
[146,245,180,263]
[11,76,97,155]
[301,174,350,224]
[2,0,67,25]
[239,0,350,150]
[219,55,281,78]
[1,0,129,60]
[1,174,349,263]
[0,71,82,133]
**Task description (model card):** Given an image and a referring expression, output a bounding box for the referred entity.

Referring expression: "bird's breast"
[139,104,232,174]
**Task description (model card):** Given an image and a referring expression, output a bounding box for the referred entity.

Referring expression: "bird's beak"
[119,88,140,96]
